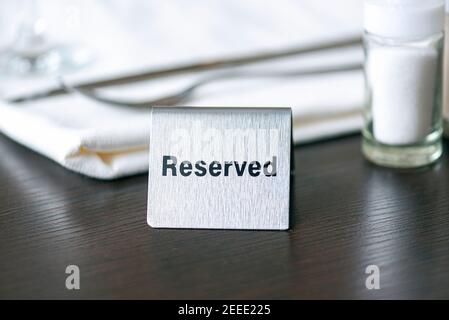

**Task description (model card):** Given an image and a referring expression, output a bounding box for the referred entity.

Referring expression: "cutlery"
[59,62,363,107]
[9,35,362,103]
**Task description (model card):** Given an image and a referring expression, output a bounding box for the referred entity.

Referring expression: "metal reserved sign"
[147,107,292,230]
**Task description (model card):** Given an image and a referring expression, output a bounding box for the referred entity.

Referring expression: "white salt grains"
[368,46,439,145]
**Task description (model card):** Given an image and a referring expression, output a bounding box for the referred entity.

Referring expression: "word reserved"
[162,155,277,177]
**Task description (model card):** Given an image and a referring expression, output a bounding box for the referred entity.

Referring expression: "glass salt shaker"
[444,0,449,135]
[363,0,445,168]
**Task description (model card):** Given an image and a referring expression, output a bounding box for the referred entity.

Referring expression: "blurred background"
[0,0,365,179]
[0,0,363,75]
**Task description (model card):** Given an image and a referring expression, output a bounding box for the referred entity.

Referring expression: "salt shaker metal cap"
[364,0,445,38]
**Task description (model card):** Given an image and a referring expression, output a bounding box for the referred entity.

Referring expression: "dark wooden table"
[1,132,449,299]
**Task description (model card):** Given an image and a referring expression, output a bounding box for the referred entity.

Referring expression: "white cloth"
[0,0,364,179]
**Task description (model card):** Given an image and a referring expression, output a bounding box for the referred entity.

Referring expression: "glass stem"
[13,0,49,60]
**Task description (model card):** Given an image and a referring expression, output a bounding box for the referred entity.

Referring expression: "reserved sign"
[147,107,292,230]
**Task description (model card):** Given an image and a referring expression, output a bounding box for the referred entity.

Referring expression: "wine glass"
[0,0,92,76]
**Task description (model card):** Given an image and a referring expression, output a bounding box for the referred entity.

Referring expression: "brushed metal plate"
[147,107,291,230]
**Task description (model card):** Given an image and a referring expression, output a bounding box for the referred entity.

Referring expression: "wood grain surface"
[1,132,448,299]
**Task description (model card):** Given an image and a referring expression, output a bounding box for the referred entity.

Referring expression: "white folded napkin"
[0,0,364,179]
